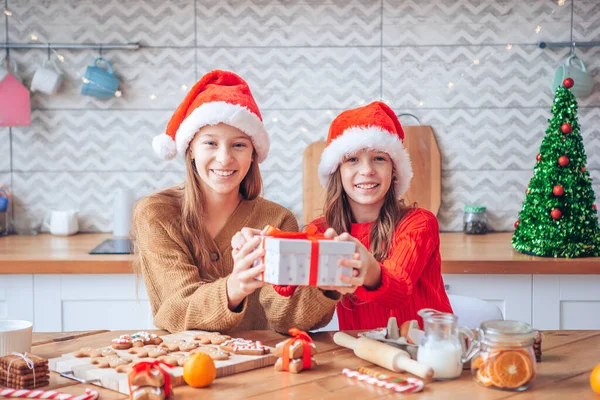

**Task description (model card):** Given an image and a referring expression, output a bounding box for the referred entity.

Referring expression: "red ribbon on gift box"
[128,360,172,398]
[282,328,313,371]
[260,225,326,286]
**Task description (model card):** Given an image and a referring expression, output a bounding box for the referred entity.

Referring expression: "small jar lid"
[480,320,534,347]
[464,205,486,213]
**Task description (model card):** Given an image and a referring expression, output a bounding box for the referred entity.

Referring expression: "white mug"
[44,209,79,236]
[31,59,63,94]
[552,55,594,98]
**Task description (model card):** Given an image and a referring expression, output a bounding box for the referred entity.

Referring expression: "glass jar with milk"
[416,309,475,380]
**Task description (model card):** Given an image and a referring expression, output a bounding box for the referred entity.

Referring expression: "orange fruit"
[183,353,216,388]
[591,364,600,395]
[489,350,533,389]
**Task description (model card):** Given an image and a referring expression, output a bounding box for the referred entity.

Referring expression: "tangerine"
[591,364,600,395]
[183,352,216,388]
[490,350,533,389]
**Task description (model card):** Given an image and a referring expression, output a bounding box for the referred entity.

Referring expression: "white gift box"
[256,237,355,286]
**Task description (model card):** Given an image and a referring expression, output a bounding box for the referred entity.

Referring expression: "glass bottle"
[463,205,488,234]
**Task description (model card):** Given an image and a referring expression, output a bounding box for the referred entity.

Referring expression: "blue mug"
[81,57,119,98]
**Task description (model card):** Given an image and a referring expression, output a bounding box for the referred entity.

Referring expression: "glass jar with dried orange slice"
[470,320,536,391]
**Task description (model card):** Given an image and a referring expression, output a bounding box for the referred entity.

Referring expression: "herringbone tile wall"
[1,0,599,232]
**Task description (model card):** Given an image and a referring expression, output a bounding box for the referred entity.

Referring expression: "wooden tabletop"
[1,232,599,274]
[17,329,600,399]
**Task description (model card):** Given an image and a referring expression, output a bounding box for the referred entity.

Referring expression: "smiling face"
[189,123,254,197]
[339,149,394,213]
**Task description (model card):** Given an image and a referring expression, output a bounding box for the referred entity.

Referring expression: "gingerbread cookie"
[115,364,134,374]
[179,341,199,352]
[160,339,188,352]
[274,340,317,359]
[193,334,212,344]
[220,339,269,355]
[131,331,163,346]
[91,356,131,369]
[274,357,317,374]
[128,347,150,358]
[191,346,230,361]
[111,335,133,350]
[209,335,231,345]
[146,346,169,358]
[157,352,189,367]
[74,347,99,358]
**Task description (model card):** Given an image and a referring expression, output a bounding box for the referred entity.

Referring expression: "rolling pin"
[333,332,433,379]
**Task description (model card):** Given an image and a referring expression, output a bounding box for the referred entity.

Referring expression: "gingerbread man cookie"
[74,347,99,358]
[91,356,131,368]
[146,346,169,358]
[191,346,230,361]
[220,339,269,355]
[128,347,150,358]
[274,357,317,374]
[274,340,317,359]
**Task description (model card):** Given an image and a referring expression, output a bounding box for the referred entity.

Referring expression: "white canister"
[113,188,134,237]
[0,320,33,357]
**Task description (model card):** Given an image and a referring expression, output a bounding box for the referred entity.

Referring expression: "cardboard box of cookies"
[256,237,354,286]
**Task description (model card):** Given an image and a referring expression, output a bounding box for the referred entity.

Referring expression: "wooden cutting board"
[302,125,441,225]
[49,330,276,395]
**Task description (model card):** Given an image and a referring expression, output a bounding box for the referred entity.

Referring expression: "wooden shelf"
[0,232,598,274]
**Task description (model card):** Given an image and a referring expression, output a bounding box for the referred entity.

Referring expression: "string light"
[30,34,38,41]
[535,25,542,34]
[473,59,480,65]
[358,99,365,105]
[505,44,513,51]
[271,117,278,122]
[300,127,308,133]
[3,9,12,16]
[447,82,454,89]
[114,90,122,97]
[149,94,157,100]
[417,100,424,106]
[558,0,565,6]
[180,84,188,90]
[82,78,90,84]
[325,110,333,116]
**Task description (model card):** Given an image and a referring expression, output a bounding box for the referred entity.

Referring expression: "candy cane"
[342,368,424,393]
[0,388,99,400]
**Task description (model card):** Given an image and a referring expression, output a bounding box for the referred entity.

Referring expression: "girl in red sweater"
[308,101,452,330]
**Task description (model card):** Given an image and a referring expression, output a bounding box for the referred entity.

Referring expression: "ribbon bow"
[282,328,314,371]
[128,360,172,398]
[261,225,329,286]
[6,353,36,388]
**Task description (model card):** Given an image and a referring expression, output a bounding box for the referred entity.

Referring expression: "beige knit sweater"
[133,187,340,333]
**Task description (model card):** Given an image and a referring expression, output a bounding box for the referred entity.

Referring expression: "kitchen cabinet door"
[33,274,155,332]
[0,275,33,322]
[533,275,600,330]
[442,274,532,325]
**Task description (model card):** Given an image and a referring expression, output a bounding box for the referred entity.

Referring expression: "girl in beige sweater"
[133,70,340,333]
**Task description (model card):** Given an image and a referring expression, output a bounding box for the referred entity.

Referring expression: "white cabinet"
[533,275,600,330]
[0,275,34,322]
[33,275,155,332]
[443,274,532,325]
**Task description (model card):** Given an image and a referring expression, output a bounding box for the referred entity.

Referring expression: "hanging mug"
[81,57,119,98]
[552,55,594,98]
[31,58,64,94]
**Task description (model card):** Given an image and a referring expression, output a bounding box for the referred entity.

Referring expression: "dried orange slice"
[489,350,533,389]
[476,363,493,387]
[472,356,484,370]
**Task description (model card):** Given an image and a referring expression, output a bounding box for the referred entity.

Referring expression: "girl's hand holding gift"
[227,236,268,310]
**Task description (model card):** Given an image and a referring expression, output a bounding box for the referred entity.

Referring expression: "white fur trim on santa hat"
[174,101,269,162]
[318,126,413,198]
[152,133,178,160]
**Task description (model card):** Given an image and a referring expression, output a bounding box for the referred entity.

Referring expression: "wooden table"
[15,329,600,399]
[1,233,599,274]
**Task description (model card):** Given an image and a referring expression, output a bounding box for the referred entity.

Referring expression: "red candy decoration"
[552,185,565,196]
[551,208,562,220]
[558,156,569,166]
[561,123,572,133]
[563,78,574,88]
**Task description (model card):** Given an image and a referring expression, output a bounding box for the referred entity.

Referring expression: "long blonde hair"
[324,168,410,261]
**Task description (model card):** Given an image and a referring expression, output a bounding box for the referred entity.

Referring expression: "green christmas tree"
[512,78,600,258]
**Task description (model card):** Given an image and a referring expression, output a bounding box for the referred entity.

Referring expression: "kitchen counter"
[0,232,598,274]
[29,329,600,399]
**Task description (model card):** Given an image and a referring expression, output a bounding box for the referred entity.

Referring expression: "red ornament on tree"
[514,220,520,229]
[593,204,597,210]
[536,153,541,162]
[551,208,562,220]
[526,188,530,194]
[563,78,574,88]
[558,156,569,166]
[561,123,572,133]
[552,185,565,196]
[581,167,586,173]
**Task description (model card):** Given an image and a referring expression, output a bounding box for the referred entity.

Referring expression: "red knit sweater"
[308,208,452,330]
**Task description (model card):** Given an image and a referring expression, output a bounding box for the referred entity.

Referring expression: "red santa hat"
[153,70,269,162]
[318,101,412,198]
